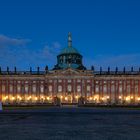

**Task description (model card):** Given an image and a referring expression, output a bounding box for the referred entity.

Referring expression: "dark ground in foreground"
[0,107,140,140]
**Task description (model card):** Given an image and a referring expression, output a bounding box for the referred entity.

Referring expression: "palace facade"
[0,33,140,105]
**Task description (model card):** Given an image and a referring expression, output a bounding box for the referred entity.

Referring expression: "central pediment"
[59,68,81,75]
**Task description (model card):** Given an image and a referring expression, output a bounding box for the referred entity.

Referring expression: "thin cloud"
[43,42,62,59]
[0,40,62,70]
[0,34,31,47]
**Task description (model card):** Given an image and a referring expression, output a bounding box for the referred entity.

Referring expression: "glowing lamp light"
[12,97,15,100]
[4,96,8,100]
[101,97,104,100]
[94,95,99,100]
[65,97,68,101]
[47,97,50,100]
[106,96,110,99]
[89,97,92,100]
[119,96,122,99]
[28,96,31,100]
[137,97,140,101]
[35,97,38,100]
[60,95,63,99]
[17,96,22,100]
[75,95,78,99]
[41,96,44,99]
[126,96,130,101]
[130,96,133,99]
[94,97,97,100]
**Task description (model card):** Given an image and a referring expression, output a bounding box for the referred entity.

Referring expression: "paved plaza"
[0,107,140,140]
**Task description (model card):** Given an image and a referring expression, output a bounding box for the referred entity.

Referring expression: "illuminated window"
[9,85,13,93]
[95,85,99,93]
[32,85,36,93]
[103,85,107,93]
[111,85,115,93]
[25,85,28,93]
[119,81,122,84]
[87,85,91,92]
[77,79,81,83]
[17,85,21,93]
[58,80,62,83]
[77,85,81,92]
[127,85,131,94]
[96,81,99,84]
[58,85,62,92]
[40,85,44,93]
[2,85,5,92]
[68,80,71,83]
[135,85,138,93]
[49,85,52,92]
[119,85,122,93]
[67,85,72,92]
[111,81,114,84]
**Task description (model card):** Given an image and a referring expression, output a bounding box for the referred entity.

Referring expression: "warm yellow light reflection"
[11,97,15,100]
[47,97,50,100]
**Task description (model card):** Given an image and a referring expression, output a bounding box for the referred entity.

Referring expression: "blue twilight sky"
[0,0,140,71]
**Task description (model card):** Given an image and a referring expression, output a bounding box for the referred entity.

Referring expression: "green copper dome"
[53,32,86,70]
[59,46,80,55]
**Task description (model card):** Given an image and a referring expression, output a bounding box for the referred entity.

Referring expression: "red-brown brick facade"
[0,33,140,105]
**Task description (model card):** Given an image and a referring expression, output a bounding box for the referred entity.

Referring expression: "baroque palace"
[0,33,140,105]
